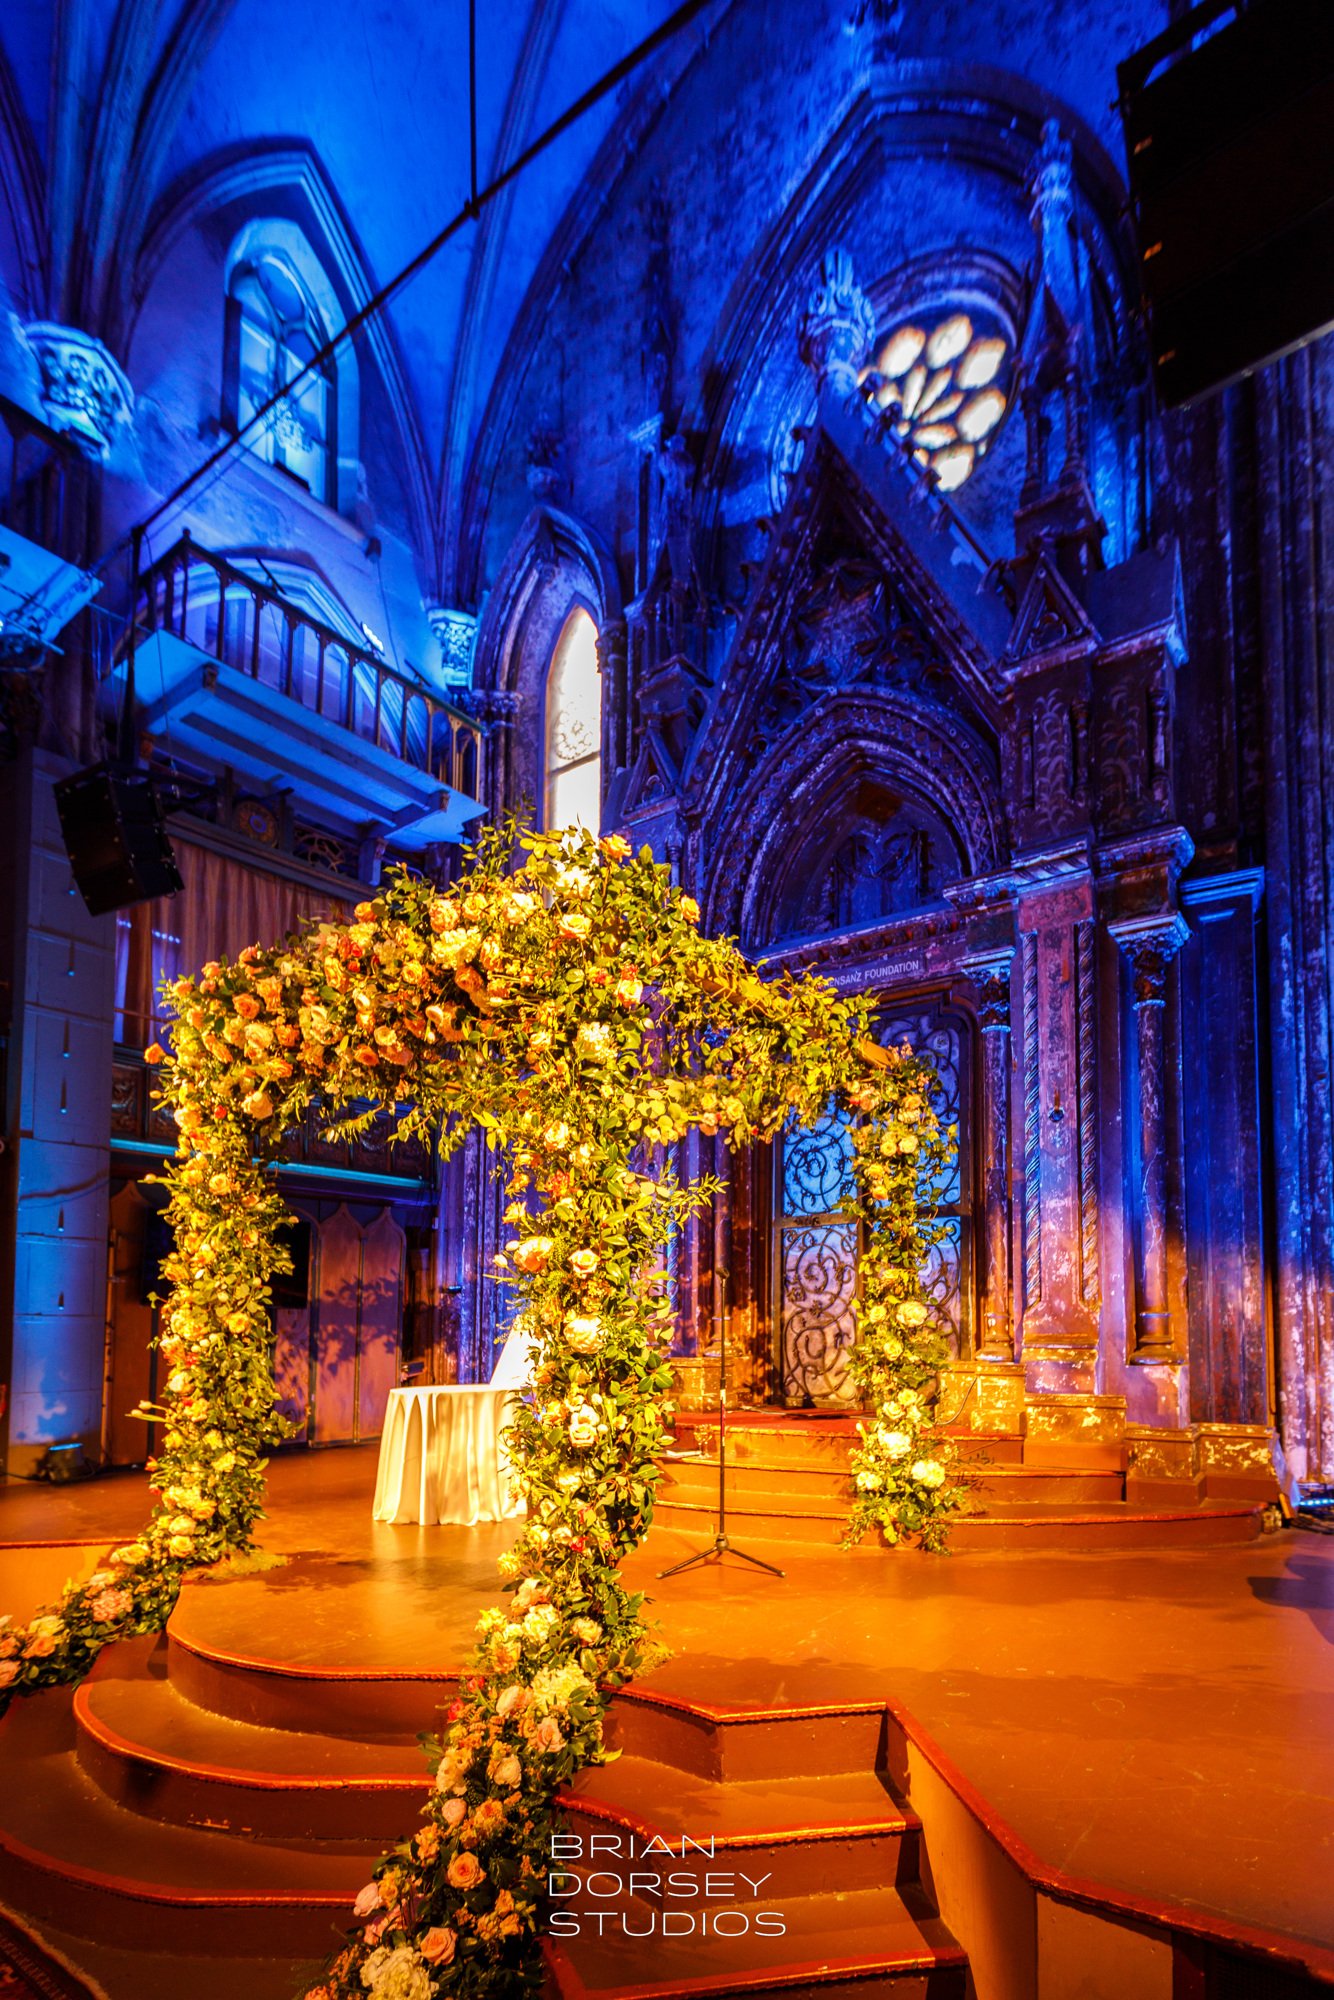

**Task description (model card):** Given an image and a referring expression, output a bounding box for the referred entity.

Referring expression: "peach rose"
[556,912,591,941]
[488,1749,522,1788]
[89,1587,133,1624]
[568,1249,598,1280]
[420,1927,457,1965]
[511,1236,554,1275]
[680,895,701,923]
[447,1851,485,1891]
[613,971,643,1006]
[532,1715,565,1754]
[0,1661,19,1689]
[439,1796,467,1828]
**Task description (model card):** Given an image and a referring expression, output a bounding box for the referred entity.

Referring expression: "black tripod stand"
[658,1278,784,1581]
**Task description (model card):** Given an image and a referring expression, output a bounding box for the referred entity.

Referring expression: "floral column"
[1110,912,1189,1362]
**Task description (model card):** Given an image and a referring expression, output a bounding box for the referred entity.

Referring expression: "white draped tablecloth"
[372,1386,526,1526]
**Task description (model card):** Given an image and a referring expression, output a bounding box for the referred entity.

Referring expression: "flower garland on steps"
[0,824,958,1999]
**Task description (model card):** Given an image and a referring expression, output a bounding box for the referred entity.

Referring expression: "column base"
[1126,1422,1278,1504]
[939,1359,1025,1433]
[1022,1392,1127,1467]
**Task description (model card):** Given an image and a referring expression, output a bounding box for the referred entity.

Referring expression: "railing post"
[250,590,261,680]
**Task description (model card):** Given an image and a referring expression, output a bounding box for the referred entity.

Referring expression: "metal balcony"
[114,534,486,847]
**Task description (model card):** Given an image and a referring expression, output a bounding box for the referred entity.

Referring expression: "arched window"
[544,607,601,831]
[226,250,335,504]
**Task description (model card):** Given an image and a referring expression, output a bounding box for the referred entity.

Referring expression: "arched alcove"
[471,504,621,825]
[703,692,1004,950]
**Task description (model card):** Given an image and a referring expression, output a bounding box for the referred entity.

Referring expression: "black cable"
[128,0,715,555]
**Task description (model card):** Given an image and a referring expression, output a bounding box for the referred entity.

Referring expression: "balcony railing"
[126,533,482,798]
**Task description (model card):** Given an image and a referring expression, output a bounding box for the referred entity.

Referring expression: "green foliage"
[0,821,959,2000]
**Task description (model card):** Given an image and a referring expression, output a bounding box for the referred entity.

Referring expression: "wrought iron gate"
[774,997,973,1406]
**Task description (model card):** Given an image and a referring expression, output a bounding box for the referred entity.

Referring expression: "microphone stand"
[658,1261,784,1580]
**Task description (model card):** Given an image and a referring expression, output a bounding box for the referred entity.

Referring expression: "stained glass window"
[862,308,1012,492]
[544,607,601,832]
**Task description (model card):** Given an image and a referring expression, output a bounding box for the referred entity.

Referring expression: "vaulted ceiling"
[0,0,691,561]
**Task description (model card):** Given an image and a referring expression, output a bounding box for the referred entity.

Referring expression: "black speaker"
[1119,0,1334,408]
[54,762,184,916]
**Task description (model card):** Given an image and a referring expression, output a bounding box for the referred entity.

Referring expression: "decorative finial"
[798,249,877,398]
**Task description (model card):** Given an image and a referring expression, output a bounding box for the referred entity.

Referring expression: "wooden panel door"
[312,1204,362,1444]
[357,1209,404,1441]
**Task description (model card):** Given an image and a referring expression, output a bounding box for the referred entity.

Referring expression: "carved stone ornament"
[797,249,877,398]
[21,321,134,460]
[426,604,479,688]
[452,686,520,728]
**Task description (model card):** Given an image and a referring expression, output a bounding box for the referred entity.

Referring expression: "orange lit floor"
[3,1445,1332,1959]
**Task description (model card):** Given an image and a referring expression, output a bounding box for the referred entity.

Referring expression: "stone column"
[596,618,629,777]
[0,750,117,1474]
[1110,913,1189,1363]
[963,948,1015,1360]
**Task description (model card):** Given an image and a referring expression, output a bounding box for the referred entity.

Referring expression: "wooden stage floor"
[2,1444,1332,1981]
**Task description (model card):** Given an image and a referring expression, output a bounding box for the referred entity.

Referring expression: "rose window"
[862,309,1012,492]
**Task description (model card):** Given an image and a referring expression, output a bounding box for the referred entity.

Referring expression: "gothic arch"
[128,142,433,564]
[471,503,622,823]
[681,60,1147,551]
[702,691,1004,948]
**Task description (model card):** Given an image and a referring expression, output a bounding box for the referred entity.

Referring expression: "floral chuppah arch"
[0,824,960,1997]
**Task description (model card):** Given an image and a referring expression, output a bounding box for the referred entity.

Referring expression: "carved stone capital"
[962,946,1015,1032]
[452,687,520,728]
[798,249,876,398]
[1108,912,1189,1008]
[21,321,133,459]
[425,604,478,689]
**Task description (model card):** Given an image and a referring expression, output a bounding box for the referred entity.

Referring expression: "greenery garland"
[0,824,959,1999]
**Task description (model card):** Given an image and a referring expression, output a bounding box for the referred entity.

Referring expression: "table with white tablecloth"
[372,1385,526,1526]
